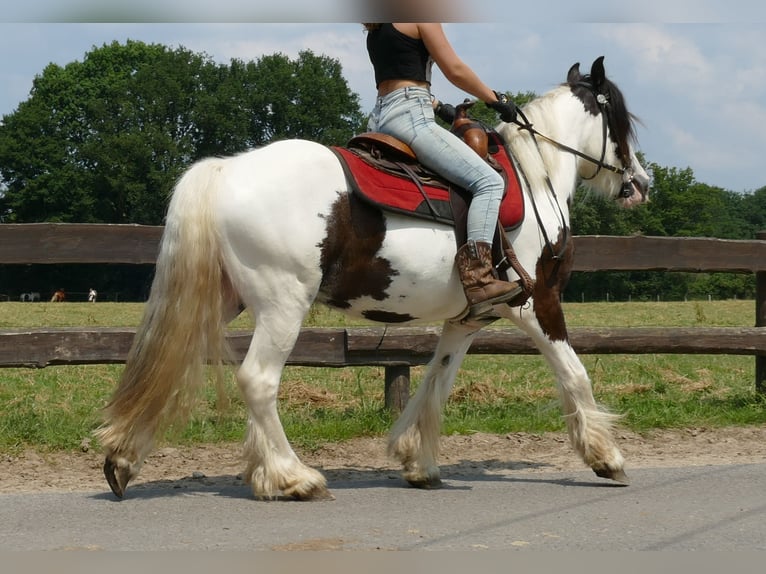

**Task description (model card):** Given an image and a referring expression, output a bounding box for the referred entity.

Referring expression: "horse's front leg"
[507,299,628,484]
[503,231,627,483]
[547,334,628,483]
[388,320,480,488]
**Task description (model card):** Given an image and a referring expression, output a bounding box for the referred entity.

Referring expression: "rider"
[364,23,522,317]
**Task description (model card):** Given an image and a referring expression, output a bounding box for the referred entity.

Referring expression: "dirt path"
[2,426,765,494]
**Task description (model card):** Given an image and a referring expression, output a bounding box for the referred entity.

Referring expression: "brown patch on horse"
[532,229,574,342]
[317,193,408,317]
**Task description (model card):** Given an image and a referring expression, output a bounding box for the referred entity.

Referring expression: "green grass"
[0,300,764,453]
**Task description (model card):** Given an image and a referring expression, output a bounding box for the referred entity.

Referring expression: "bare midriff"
[377,79,430,97]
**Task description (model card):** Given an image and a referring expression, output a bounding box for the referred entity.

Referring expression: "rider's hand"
[486,91,518,123]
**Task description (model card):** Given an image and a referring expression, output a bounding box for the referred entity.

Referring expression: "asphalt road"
[2,463,765,551]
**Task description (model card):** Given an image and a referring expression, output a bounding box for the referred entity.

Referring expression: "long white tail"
[96,158,231,463]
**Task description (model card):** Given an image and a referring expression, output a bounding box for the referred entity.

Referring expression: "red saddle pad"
[333,132,524,230]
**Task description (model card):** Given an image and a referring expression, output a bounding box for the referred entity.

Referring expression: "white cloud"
[599,25,712,93]
[664,124,735,170]
[728,30,766,98]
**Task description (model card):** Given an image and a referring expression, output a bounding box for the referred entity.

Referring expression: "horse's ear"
[590,56,606,87]
[567,62,582,84]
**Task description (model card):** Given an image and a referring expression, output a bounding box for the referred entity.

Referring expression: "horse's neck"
[502,95,580,203]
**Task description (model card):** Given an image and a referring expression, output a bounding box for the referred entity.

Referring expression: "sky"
[1,1,765,194]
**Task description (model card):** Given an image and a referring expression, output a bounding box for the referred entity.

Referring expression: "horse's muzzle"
[617,169,649,207]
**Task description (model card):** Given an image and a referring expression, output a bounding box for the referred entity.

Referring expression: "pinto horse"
[97,57,650,500]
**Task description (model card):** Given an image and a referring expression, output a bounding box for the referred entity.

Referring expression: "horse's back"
[215,139,346,229]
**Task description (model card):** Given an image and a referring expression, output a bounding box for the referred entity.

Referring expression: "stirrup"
[466,282,523,319]
[468,281,523,317]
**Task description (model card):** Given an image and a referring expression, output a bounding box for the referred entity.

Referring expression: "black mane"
[567,57,638,168]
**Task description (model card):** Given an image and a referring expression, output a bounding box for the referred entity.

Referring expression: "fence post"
[384,365,410,413]
[756,231,766,395]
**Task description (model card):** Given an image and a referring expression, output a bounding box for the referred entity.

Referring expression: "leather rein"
[513,82,638,199]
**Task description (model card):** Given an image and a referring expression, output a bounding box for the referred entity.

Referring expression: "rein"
[510,106,573,261]
[505,84,638,260]
[510,132,570,261]
[515,109,624,178]
[512,85,636,200]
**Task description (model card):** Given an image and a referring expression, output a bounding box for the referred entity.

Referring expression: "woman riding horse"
[365,22,521,317]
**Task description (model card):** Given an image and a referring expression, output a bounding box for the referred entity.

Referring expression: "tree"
[643,162,750,239]
[0,41,208,223]
[249,50,367,145]
[0,42,366,225]
[740,186,766,238]
[192,50,367,156]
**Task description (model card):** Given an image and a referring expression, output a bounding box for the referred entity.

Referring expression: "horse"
[96,56,650,500]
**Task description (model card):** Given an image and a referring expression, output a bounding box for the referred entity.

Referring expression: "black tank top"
[366,24,433,88]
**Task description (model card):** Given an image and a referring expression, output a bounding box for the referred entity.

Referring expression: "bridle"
[505,81,641,261]
[512,82,639,200]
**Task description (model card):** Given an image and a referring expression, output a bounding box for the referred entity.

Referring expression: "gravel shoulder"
[2,426,765,494]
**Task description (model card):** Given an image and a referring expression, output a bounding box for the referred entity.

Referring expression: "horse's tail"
[96,158,230,462]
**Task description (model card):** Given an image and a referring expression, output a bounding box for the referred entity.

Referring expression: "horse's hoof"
[103,457,131,498]
[406,476,443,490]
[594,466,630,485]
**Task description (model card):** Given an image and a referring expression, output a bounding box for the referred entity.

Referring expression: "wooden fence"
[2,223,765,409]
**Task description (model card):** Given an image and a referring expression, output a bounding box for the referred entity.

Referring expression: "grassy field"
[0,300,764,453]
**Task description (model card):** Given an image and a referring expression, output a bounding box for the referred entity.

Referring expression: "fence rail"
[3,223,766,271]
[2,224,765,408]
[3,326,766,370]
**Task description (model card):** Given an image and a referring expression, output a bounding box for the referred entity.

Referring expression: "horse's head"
[567,57,650,207]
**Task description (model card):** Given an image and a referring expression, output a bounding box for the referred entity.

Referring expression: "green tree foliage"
[0,41,366,300]
[644,162,748,239]
[567,162,764,302]
[0,41,366,225]
[740,186,766,238]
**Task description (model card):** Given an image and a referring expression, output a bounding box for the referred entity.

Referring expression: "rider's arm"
[417,23,499,104]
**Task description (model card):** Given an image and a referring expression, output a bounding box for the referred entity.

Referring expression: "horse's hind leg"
[235,287,332,500]
[388,320,480,488]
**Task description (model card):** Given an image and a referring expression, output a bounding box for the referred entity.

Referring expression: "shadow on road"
[90,457,624,501]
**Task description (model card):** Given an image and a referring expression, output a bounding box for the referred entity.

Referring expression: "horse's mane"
[569,71,638,169]
[497,88,568,194]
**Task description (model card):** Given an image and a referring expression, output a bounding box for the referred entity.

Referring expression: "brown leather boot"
[455,240,523,317]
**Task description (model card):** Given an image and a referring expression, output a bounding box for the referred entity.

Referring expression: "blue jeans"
[367,86,504,244]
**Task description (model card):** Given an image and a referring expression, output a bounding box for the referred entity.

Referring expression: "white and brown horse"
[97,57,650,499]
